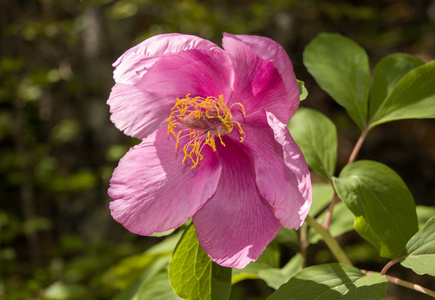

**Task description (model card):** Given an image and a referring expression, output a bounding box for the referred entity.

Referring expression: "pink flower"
[107,33,312,269]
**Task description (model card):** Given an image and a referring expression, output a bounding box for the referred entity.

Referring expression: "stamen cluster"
[166,94,245,168]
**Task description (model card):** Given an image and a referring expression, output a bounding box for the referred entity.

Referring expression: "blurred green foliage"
[1,0,434,299]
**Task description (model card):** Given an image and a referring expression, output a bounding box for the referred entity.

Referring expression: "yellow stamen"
[175,130,182,151]
[166,94,246,168]
[218,133,226,146]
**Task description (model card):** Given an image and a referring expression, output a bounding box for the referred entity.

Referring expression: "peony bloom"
[107,33,312,269]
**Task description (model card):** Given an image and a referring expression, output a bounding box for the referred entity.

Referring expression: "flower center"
[166,94,245,168]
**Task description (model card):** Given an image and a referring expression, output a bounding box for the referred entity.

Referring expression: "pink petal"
[109,128,221,235]
[107,83,175,139]
[114,33,220,85]
[236,110,312,229]
[135,48,234,101]
[108,49,234,140]
[224,33,300,118]
[221,35,291,124]
[192,138,281,269]
[267,111,312,227]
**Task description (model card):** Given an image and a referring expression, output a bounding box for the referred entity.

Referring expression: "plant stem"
[363,270,435,298]
[347,125,370,164]
[305,215,353,266]
[380,257,403,275]
[324,126,370,230]
[323,192,338,230]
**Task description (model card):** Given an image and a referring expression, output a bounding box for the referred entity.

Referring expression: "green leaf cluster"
[269,263,387,300]
[279,33,435,299]
[304,33,435,130]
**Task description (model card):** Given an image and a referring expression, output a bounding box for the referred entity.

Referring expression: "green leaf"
[369,60,435,127]
[103,232,182,289]
[297,79,308,101]
[341,273,389,300]
[232,244,302,290]
[401,217,435,276]
[288,108,337,180]
[133,268,181,300]
[258,254,303,290]
[268,263,387,300]
[232,242,280,284]
[303,33,370,130]
[169,223,232,300]
[416,205,435,228]
[114,257,179,300]
[369,53,424,124]
[333,160,418,258]
[151,228,176,237]
[273,227,299,246]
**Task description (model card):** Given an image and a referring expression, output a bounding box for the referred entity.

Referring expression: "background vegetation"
[1,0,434,299]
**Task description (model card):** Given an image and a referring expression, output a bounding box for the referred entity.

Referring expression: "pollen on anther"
[166,94,246,168]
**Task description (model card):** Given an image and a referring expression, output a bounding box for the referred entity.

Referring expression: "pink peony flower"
[107,33,312,269]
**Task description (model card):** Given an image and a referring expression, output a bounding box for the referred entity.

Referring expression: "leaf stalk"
[305,215,353,266]
[363,270,435,298]
[347,125,370,164]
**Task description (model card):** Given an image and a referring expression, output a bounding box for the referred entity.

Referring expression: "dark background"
[1,0,434,299]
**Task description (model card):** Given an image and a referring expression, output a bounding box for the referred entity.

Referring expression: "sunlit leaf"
[104,232,182,289]
[401,217,435,276]
[369,60,435,127]
[341,273,388,300]
[288,108,337,180]
[268,263,387,300]
[333,160,418,258]
[297,79,308,101]
[114,258,179,300]
[416,205,435,228]
[133,268,181,300]
[169,223,232,300]
[369,53,424,124]
[303,33,370,130]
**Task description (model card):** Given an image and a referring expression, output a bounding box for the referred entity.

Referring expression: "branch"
[380,257,403,275]
[325,125,370,230]
[363,270,435,298]
[323,192,339,230]
[347,125,370,164]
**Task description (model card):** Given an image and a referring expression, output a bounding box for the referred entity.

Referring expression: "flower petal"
[109,48,234,139]
[192,138,281,269]
[240,110,312,229]
[221,35,291,123]
[223,33,300,118]
[109,128,221,235]
[114,33,220,85]
[135,48,233,101]
[107,83,174,139]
